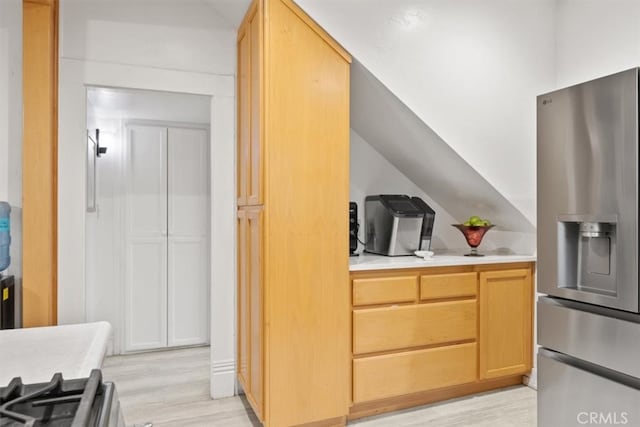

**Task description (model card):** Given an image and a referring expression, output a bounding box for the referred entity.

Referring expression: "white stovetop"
[349,250,536,271]
[0,321,112,385]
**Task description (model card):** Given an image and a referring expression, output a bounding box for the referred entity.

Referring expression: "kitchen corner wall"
[351,130,536,255]
[351,129,460,251]
[297,0,557,230]
[0,0,23,326]
[556,0,640,87]
[58,0,237,398]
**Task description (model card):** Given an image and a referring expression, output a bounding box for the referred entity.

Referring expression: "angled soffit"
[351,60,535,233]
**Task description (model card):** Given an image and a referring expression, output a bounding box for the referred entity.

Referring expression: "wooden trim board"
[22,0,58,327]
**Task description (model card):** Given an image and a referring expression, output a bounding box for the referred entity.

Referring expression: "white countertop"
[349,251,536,271]
[0,321,112,385]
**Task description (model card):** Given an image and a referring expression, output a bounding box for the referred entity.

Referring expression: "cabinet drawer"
[353,343,477,402]
[353,300,477,354]
[353,276,417,306]
[420,272,477,300]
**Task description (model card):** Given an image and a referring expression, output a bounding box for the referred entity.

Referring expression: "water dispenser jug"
[0,202,11,272]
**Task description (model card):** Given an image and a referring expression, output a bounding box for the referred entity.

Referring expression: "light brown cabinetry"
[237,4,263,207]
[237,1,351,425]
[479,268,533,379]
[23,0,59,327]
[352,276,417,306]
[353,343,477,403]
[237,209,249,387]
[349,263,534,420]
[238,206,264,417]
[353,301,477,354]
[420,272,477,300]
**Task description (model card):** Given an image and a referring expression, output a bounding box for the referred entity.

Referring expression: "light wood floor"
[102,347,536,427]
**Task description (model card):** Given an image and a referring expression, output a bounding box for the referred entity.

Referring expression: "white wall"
[556,0,640,87]
[61,0,235,75]
[58,0,237,398]
[297,0,557,225]
[85,118,124,354]
[0,0,23,325]
[0,0,21,205]
[351,130,460,251]
[352,130,536,255]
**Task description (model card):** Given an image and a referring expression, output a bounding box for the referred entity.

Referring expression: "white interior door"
[124,125,168,352]
[167,127,210,347]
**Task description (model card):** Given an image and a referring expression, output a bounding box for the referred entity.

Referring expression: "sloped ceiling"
[294,0,557,233]
[208,0,551,233]
[351,60,535,233]
[205,0,251,28]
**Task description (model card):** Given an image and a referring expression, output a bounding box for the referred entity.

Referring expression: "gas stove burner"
[0,370,124,427]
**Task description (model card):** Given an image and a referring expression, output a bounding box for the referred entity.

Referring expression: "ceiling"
[87,87,211,124]
[205,0,251,28]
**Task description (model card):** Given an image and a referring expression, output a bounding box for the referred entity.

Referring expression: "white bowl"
[414,250,434,260]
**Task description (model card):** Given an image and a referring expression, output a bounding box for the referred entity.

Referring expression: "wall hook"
[95,129,107,157]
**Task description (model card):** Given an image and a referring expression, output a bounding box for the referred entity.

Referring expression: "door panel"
[167,127,209,347]
[247,207,263,416]
[237,209,249,388]
[168,127,209,237]
[479,269,532,379]
[168,237,209,346]
[125,239,168,351]
[237,27,250,206]
[537,69,639,313]
[539,297,640,379]
[538,349,640,427]
[125,125,168,352]
[126,126,167,236]
[266,1,351,424]
[248,12,262,205]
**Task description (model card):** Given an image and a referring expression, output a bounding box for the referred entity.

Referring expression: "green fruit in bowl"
[463,216,492,227]
[469,215,482,224]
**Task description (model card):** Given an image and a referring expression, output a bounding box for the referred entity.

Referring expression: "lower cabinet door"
[237,209,250,388]
[247,207,264,418]
[479,269,533,379]
[353,343,477,402]
[237,206,264,420]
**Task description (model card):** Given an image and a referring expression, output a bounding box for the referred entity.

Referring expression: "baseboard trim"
[348,375,524,420]
[294,415,347,427]
[524,367,537,390]
[211,358,235,398]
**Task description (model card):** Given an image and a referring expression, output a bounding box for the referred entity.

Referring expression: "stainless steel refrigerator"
[537,68,640,426]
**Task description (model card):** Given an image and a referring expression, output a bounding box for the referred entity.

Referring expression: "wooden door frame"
[57,59,234,397]
[22,0,58,327]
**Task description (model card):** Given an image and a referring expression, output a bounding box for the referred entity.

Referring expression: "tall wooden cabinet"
[237,0,351,426]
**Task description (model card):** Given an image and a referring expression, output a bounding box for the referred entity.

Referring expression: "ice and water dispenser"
[557,216,617,296]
